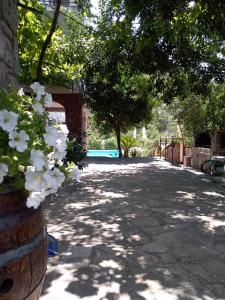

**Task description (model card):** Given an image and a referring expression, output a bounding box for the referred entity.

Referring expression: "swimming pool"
[87,149,119,157]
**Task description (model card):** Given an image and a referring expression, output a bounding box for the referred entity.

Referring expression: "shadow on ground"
[41,157,225,300]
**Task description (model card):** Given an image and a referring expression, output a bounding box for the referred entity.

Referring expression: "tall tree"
[83,16,154,156]
[100,0,225,101]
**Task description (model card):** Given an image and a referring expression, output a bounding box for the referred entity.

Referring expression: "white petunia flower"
[18,88,24,97]
[25,169,47,192]
[58,124,69,135]
[70,167,81,182]
[30,82,46,96]
[45,187,58,196]
[44,126,58,146]
[0,110,18,133]
[46,156,55,170]
[55,138,67,153]
[43,168,65,190]
[35,93,42,101]
[30,82,41,92]
[44,93,53,108]
[32,102,45,115]
[51,149,67,161]
[9,130,29,152]
[0,163,8,183]
[26,192,46,209]
[30,150,47,171]
[58,131,68,142]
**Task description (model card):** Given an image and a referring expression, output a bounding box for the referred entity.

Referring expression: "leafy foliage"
[121,134,140,157]
[64,141,87,169]
[83,16,155,156]
[98,0,225,104]
[170,81,225,136]
[18,0,90,86]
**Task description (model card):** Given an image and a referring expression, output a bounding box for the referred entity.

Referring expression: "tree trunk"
[115,127,122,157]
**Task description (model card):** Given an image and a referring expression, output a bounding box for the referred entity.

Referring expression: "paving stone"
[60,245,93,267]
[141,242,168,253]
[41,158,225,300]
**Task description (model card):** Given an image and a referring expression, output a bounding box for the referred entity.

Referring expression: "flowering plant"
[0,82,75,209]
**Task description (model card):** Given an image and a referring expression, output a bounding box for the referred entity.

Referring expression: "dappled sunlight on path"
[41,158,225,300]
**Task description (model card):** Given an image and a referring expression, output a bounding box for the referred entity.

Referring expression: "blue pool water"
[87,149,119,157]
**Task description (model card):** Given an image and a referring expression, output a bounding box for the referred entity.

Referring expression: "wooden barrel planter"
[0,190,48,300]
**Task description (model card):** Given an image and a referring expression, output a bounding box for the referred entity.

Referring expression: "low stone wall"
[0,0,19,88]
[191,147,212,170]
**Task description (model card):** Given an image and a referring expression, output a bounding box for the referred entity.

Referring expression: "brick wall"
[166,143,181,164]
[0,0,19,88]
[53,93,87,149]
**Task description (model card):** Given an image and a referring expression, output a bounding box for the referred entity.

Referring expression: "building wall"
[211,129,225,155]
[52,93,87,149]
[0,0,19,88]
[192,130,225,170]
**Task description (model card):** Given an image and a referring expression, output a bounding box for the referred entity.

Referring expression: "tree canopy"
[96,0,225,103]
[17,0,90,86]
[17,0,225,148]
[82,12,156,156]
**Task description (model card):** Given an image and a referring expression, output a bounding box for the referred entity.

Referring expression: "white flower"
[45,187,58,196]
[55,138,67,153]
[26,192,46,209]
[18,88,24,97]
[0,110,18,133]
[58,124,69,135]
[25,169,47,192]
[32,102,45,114]
[35,94,42,101]
[51,149,67,161]
[9,130,29,152]
[70,167,81,182]
[58,131,68,142]
[0,163,8,183]
[44,93,53,108]
[44,126,58,146]
[30,82,46,96]
[53,131,68,155]
[30,150,47,171]
[46,155,55,170]
[43,168,65,190]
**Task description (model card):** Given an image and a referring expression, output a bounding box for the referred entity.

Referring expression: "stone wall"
[211,129,225,155]
[0,0,19,88]
[191,147,211,170]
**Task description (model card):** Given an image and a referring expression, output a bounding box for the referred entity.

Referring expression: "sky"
[91,0,99,15]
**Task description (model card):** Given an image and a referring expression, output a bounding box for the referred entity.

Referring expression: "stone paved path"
[41,158,225,300]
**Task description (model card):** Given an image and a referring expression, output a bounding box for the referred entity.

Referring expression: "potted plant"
[0,83,74,299]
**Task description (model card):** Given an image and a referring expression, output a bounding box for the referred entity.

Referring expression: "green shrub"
[121,135,140,157]
[64,141,87,170]
[105,137,117,149]
[88,136,101,149]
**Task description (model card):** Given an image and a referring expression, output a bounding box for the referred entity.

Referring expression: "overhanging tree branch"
[18,1,88,29]
[36,0,61,81]
[17,2,43,14]
[44,2,89,29]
